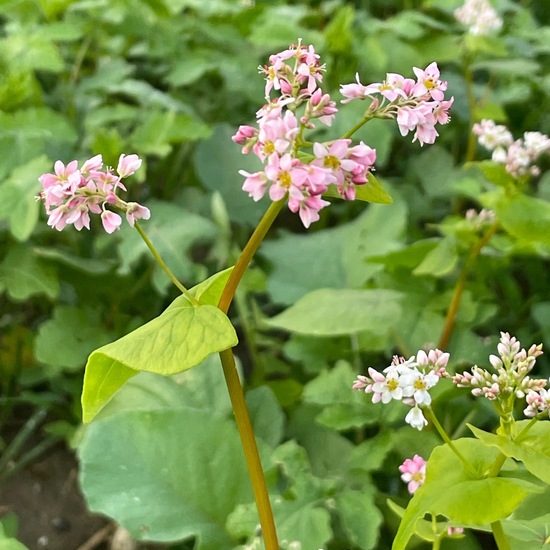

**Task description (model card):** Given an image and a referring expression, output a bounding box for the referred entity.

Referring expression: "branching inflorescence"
[232,40,453,228]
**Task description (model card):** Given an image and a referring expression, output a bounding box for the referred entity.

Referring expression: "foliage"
[2,0,550,549]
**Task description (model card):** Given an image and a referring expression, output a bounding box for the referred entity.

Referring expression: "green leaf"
[78,408,251,547]
[82,297,237,423]
[0,156,49,241]
[323,173,393,204]
[303,361,397,430]
[96,354,232,420]
[266,288,402,337]
[35,306,113,373]
[246,386,285,448]
[469,422,550,485]
[336,487,383,549]
[194,124,269,225]
[491,192,550,246]
[0,245,59,301]
[475,161,516,188]
[392,439,539,550]
[130,110,211,157]
[0,108,77,180]
[261,224,349,306]
[413,237,459,277]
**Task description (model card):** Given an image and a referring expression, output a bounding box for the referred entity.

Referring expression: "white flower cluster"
[353,350,450,430]
[454,0,502,35]
[473,119,550,178]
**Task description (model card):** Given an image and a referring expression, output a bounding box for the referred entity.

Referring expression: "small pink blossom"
[288,193,330,228]
[101,210,122,233]
[126,202,151,227]
[117,154,142,178]
[399,454,426,494]
[412,63,447,101]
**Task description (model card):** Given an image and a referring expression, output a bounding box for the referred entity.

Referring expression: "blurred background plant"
[1,0,550,548]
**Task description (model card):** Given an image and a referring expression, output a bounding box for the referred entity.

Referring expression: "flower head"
[399,454,426,494]
[38,154,147,233]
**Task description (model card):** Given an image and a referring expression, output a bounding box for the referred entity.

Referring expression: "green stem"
[491,520,511,550]
[438,222,498,350]
[425,407,478,478]
[219,348,278,549]
[341,114,373,140]
[133,222,199,305]
[514,417,538,443]
[216,200,286,550]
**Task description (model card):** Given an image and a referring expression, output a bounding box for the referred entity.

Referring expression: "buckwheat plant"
[355,331,550,549]
[38,41,454,550]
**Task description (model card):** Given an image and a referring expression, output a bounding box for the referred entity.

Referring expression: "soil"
[0,443,111,550]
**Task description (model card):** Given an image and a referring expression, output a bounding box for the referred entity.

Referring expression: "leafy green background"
[2,0,550,549]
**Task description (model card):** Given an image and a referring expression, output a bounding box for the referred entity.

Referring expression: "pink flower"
[399,455,426,494]
[287,194,330,228]
[101,210,122,233]
[340,73,369,103]
[265,154,308,201]
[239,170,268,201]
[126,202,151,227]
[412,62,447,101]
[117,154,142,178]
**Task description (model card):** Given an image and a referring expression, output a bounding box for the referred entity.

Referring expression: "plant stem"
[425,407,478,478]
[219,348,278,549]
[216,199,286,550]
[438,222,498,350]
[133,222,199,305]
[491,520,511,550]
[342,114,373,140]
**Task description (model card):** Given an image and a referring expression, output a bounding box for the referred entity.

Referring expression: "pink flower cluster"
[233,40,377,228]
[453,332,545,407]
[353,349,450,430]
[38,154,150,234]
[473,119,550,178]
[340,62,454,146]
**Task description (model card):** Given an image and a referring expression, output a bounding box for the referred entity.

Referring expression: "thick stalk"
[490,520,511,550]
[216,199,285,550]
[438,223,498,350]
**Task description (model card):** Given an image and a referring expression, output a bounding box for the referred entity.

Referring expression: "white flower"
[405,406,428,430]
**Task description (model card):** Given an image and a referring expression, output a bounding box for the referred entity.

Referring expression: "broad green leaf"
[469,422,550,485]
[194,124,268,225]
[413,236,459,277]
[336,488,383,549]
[130,110,211,157]
[504,515,550,550]
[393,439,539,550]
[491,193,550,246]
[261,224,349,306]
[0,245,59,301]
[78,408,251,548]
[82,298,237,423]
[96,354,232,420]
[0,156,48,241]
[368,239,439,270]
[410,146,456,198]
[303,361,401,430]
[0,108,77,179]
[266,288,402,337]
[246,386,285,448]
[35,306,113,373]
[475,161,516,189]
